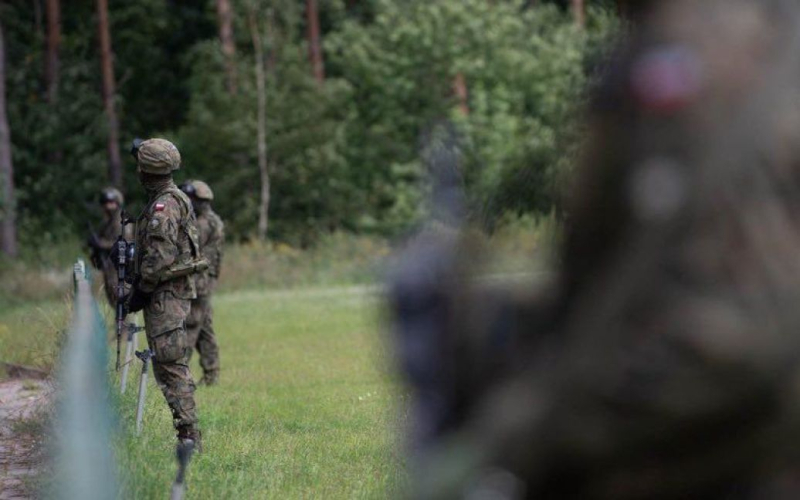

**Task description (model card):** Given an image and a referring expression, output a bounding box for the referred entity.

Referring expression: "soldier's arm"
[96,237,116,251]
[95,219,121,250]
[123,219,135,242]
[137,197,181,293]
[207,215,224,279]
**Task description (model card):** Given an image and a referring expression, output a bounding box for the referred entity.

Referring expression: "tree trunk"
[0,21,18,258]
[306,0,325,84]
[571,0,585,28]
[45,0,60,104]
[33,1,44,45]
[248,9,271,241]
[453,73,469,116]
[96,0,122,188]
[616,0,636,19]
[216,0,237,95]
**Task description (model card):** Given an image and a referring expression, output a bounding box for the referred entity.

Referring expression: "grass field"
[0,226,546,498]
[113,286,406,499]
[0,298,70,371]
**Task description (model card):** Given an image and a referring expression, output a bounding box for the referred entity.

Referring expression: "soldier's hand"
[125,289,151,314]
[109,243,119,264]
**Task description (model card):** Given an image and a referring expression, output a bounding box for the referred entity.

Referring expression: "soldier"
[407,0,800,498]
[125,138,205,447]
[87,187,132,308]
[179,179,223,386]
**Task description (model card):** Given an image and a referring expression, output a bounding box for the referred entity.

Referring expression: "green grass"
[0,225,548,495]
[0,298,70,372]
[114,286,406,499]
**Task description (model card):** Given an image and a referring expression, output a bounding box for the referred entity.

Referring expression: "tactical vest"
[135,186,207,298]
[169,186,202,271]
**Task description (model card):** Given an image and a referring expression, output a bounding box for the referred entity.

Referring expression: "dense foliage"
[2,0,617,247]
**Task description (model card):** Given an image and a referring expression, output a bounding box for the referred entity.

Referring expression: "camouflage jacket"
[195,206,224,297]
[95,209,133,251]
[134,182,200,302]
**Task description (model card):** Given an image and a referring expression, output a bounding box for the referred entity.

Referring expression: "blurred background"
[0,0,621,305]
[0,1,632,498]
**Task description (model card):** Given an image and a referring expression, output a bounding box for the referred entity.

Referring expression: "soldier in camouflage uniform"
[180,180,223,386]
[403,0,800,498]
[87,187,133,308]
[125,138,205,446]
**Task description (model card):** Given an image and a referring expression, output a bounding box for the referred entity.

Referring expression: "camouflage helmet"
[136,138,181,174]
[99,186,124,205]
[180,179,214,201]
[190,180,214,201]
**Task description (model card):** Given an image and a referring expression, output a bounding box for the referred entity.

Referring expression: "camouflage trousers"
[186,295,220,381]
[144,295,198,432]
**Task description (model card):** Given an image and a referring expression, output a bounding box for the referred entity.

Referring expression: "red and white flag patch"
[154,203,166,212]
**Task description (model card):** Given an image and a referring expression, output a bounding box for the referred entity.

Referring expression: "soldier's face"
[103,201,118,213]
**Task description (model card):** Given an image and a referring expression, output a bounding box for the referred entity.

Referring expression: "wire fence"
[51,260,117,499]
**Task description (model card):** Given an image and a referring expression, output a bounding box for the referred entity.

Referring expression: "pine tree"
[248,7,271,240]
[44,0,60,104]
[0,20,17,257]
[96,0,122,187]
[306,0,325,83]
[217,0,237,94]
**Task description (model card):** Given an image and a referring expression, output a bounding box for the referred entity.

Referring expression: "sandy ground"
[0,380,50,500]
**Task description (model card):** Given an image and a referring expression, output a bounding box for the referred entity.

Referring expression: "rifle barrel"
[115,302,123,371]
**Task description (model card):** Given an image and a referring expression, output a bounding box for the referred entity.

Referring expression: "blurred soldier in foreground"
[394,0,800,498]
[180,179,224,386]
[126,138,206,447]
[87,187,132,307]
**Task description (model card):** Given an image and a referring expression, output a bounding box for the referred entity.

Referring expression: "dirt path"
[0,379,50,500]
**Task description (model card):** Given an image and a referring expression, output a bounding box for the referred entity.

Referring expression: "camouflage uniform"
[130,139,201,440]
[89,188,132,308]
[96,208,124,307]
[406,1,800,498]
[183,181,224,385]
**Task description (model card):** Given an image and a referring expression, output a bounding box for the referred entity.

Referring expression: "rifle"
[115,210,136,371]
[170,439,196,500]
[387,122,471,455]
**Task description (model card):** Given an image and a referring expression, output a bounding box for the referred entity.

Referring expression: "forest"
[0,0,621,257]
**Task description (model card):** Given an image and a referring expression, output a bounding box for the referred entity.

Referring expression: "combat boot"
[177,426,202,454]
[199,371,219,386]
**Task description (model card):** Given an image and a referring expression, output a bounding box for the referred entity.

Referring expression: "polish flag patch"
[154,203,166,212]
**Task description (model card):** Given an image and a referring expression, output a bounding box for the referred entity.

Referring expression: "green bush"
[327,1,618,231]
[2,0,618,245]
